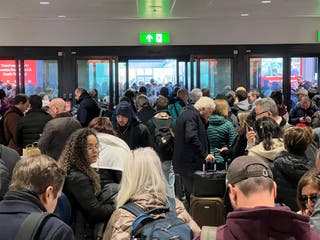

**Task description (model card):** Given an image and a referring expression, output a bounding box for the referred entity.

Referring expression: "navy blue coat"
[172,105,208,176]
[76,92,100,127]
[0,191,74,240]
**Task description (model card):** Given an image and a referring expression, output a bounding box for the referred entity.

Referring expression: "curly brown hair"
[59,128,101,193]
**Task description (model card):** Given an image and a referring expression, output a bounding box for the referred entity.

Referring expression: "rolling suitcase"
[192,163,226,197]
[189,195,225,228]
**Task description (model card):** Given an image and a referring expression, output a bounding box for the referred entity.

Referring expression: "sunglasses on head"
[301,195,318,205]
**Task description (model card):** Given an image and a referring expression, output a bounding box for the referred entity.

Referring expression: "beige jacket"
[104,193,200,240]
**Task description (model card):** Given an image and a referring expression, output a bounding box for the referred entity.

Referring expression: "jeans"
[161,160,175,198]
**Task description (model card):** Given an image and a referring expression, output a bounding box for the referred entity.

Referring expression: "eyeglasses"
[300,195,318,205]
[255,111,268,117]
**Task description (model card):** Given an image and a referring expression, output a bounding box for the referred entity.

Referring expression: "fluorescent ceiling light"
[241,13,249,17]
[261,0,272,3]
[39,1,50,4]
[58,15,66,18]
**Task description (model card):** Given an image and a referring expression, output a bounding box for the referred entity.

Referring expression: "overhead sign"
[318,30,320,42]
[140,32,170,44]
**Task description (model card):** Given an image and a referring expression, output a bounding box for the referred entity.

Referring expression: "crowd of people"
[1,84,320,239]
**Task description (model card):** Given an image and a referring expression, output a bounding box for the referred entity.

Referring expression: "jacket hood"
[249,138,284,161]
[236,99,250,111]
[209,114,228,126]
[222,206,314,239]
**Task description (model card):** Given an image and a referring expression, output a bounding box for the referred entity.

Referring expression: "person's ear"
[40,186,54,205]
[228,184,238,208]
[272,181,277,200]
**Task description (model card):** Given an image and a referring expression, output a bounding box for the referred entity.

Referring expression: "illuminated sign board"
[140,32,170,44]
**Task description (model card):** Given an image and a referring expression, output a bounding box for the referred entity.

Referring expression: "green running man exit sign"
[140,32,170,44]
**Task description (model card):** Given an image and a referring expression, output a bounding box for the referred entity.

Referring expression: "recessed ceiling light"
[39,1,50,4]
[241,13,249,17]
[58,15,66,18]
[261,0,272,3]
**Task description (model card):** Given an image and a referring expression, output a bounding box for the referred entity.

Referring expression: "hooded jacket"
[207,114,236,163]
[248,138,284,163]
[217,206,319,240]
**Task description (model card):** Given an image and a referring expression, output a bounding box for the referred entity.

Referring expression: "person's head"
[225,90,236,107]
[297,169,320,215]
[13,94,29,113]
[135,94,150,110]
[29,95,43,110]
[155,96,169,111]
[177,88,189,103]
[300,96,311,110]
[138,86,147,96]
[247,89,260,104]
[255,98,279,120]
[295,87,308,101]
[254,117,282,150]
[124,89,135,101]
[159,87,169,98]
[194,96,216,123]
[74,88,86,101]
[226,156,276,209]
[9,154,66,213]
[213,99,229,118]
[201,88,211,97]
[283,126,314,155]
[48,98,66,117]
[89,89,98,100]
[59,128,100,193]
[270,90,283,105]
[235,90,247,102]
[189,88,203,104]
[116,147,167,208]
[116,101,134,127]
[88,117,117,136]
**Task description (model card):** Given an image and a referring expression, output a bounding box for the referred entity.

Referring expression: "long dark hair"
[254,117,282,150]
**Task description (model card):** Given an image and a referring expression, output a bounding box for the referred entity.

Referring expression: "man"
[16,95,52,150]
[114,101,152,150]
[217,155,319,239]
[38,98,81,160]
[247,89,261,110]
[173,96,215,199]
[0,154,74,239]
[74,87,100,127]
[168,88,189,120]
[146,96,176,198]
[3,94,29,153]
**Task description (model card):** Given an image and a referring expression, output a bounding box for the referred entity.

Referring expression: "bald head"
[49,98,66,117]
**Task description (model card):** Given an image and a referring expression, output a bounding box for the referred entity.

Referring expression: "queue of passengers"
[1,84,320,239]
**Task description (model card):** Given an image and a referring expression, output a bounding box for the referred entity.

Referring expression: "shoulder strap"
[121,202,145,217]
[166,197,177,218]
[15,212,53,240]
[152,117,172,129]
[200,226,217,240]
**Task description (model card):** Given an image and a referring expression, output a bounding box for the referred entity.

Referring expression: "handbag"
[23,142,41,157]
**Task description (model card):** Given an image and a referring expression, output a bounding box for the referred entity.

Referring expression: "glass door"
[190,56,232,98]
[76,57,118,108]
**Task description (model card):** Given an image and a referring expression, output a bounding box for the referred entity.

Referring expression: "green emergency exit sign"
[318,30,320,42]
[140,32,170,44]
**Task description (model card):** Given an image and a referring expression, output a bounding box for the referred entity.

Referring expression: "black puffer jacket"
[16,109,52,148]
[63,169,114,240]
[273,151,313,211]
[76,92,100,127]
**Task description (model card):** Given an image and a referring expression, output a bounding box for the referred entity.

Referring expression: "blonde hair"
[238,111,250,129]
[213,99,229,117]
[116,147,168,208]
[194,96,215,111]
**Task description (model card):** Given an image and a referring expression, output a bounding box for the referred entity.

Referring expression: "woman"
[297,168,320,216]
[273,126,315,211]
[207,99,236,170]
[59,128,114,240]
[247,117,284,164]
[104,147,200,239]
[88,117,131,185]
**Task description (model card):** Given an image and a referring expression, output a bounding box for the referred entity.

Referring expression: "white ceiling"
[0,0,320,46]
[0,0,318,21]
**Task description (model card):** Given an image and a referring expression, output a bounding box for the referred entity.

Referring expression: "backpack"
[121,198,192,240]
[152,118,174,161]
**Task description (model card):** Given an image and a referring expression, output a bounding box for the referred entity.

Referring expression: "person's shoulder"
[42,216,74,240]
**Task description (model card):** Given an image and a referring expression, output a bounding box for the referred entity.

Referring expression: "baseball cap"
[295,87,308,96]
[226,156,273,185]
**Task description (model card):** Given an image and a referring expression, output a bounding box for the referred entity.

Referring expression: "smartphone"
[244,121,254,131]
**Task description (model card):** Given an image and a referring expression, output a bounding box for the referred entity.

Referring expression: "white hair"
[189,88,203,104]
[194,96,215,111]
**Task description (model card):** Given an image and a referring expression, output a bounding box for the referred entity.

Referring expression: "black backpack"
[152,118,174,161]
[121,197,192,240]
